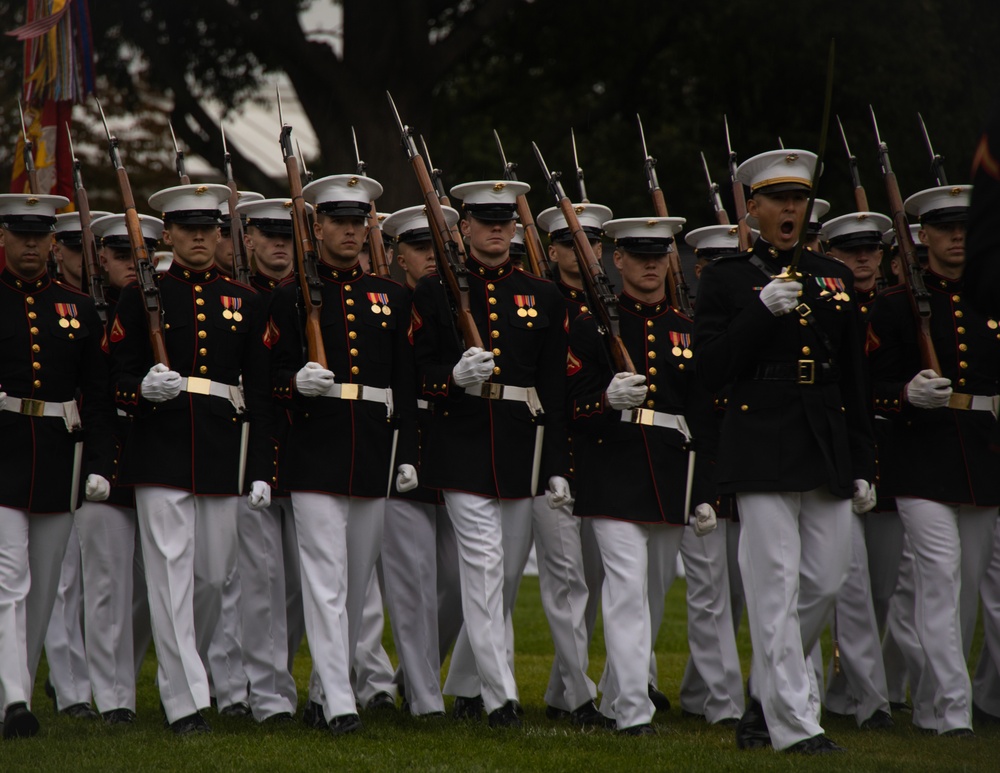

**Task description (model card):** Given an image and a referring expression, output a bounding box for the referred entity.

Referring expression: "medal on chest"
[221,296,244,322]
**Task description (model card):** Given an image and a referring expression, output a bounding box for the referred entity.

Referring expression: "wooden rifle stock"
[221,128,252,284]
[533,142,634,373]
[280,128,327,367]
[67,129,109,323]
[873,118,941,374]
[516,198,550,279]
[389,94,481,350]
[420,136,469,262]
[724,118,753,251]
[641,156,692,316]
[366,202,392,278]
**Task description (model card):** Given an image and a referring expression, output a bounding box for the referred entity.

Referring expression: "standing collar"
[1,267,51,293]
[466,254,514,281]
[168,261,219,284]
[318,261,364,283]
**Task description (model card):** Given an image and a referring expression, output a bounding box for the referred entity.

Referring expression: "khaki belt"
[320,382,393,416]
[2,396,81,432]
[179,377,245,413]
[621,408,691,441]
[947,393,999,413]
[465,383,542,416]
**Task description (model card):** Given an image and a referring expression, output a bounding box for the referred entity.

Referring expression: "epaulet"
[223,276,256,293]
[54,280,91,298]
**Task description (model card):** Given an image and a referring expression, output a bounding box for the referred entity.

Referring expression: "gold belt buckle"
[947,393,972,410]
[340,383,360,401]
[186,377,212,396]
[19,398,45,417]
[481,383,503,400]
[633,408,655,426]
[797,359,815,385]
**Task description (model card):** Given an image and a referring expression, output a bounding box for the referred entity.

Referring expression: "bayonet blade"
[420,135,434,170]
[353,127,367,175]
[17,98,29,141]
[531,141,550,177]
[724,114,734,155]
[386,91,405,135]
[700,151,712,184]
[493,129,508,169]
[917,112,936,159]
[95,97,113,142]
[837,115,852,157]
[168,121,181,153]
[572,127,588,202]
[221,121,229,154]
[778,136,785,149]
[870,105,883,146]
[637,113,650,160]
[276,86,286,128]
[65,121,76,161]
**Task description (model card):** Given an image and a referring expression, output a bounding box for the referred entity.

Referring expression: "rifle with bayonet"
[66,123,109,323]
[352,127,392,278]
[837,116,870,211]
[700,151,731,227]
[277,90,327,367]
[221,123,252,284]
[493,129,551,279]
[636,114,693,316]
[532,141,634,373]
[388,92,482,350]
[724,116,754,252]
[917,112,948,186]
[96,98,169,366]
[571,128,589,204]
[871,106,941,373]
[420,134,469,261]
[18,100,61,279]
[168,121,190,185]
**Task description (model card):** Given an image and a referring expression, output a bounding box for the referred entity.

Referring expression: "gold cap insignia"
[857,213,869,220]
[647,220,658,227]
[493,182,506,192]
[728,226,738,235]
[950,187,962,196]
[283,200,293,209]
[196,185,208,194]
[785,153,799,163]
[26,196,38,205]
[348,177,359,186]
[575,205,585,214]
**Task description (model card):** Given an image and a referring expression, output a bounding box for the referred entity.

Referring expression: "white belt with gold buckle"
[3,396,81,431]
[179,376,245,412]
[621,408,691,441]
[465,383,542,416]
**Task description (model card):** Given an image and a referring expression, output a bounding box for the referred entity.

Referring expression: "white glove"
[546,476,574,510]
[905,369,952,409]
[759,277,803,316]
[693,503,717,537]
[248,480,271,510]
[452,347,495,388]
[295,361,335,397]
[0,390,6,411]
[606,372,648,410]
[396,464,419,493]
[852,479,877,514]
[140,363,182,403]
[85,474,111,502]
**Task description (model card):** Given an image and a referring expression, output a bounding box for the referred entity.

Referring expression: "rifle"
[836,116,870,211]
[221,123,251,284]
[66,123,109,323]
[532,141,634,373]
[571,128,589,203]
[351,126,392,278]
[724,116,754,252]
[277,89,327,367]
[96,98,169,366]
[387,92,482,350]
[420,134,469,261]
[637,114,693,316]
[493,129,551,279]
[917,112,948,186]
[168,121,191,185]
[871,106,941,373]
[700,151,730,226]
[18,99,61,279]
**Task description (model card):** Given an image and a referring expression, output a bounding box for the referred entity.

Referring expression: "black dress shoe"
[3,702,40,739]
[785,734,846,754]
[545,705,570,721]
[860,709,894,730]
[890,700,911,713]
[61,702,99,720]
[735,699,771,750]
[713,717,740,727]
[487,700,522,729]
[570,700,614,728]
[170,712,211,736]
[302,700,326,730]
[618,722,656,736]
[328,713,362,736]
[941,727,975,738]
[260,712,295,725]
[219,701,252,718]
[452,695,484,721]
[648,685,671,711]
[681,708,705,720]
[102,708,137,725]
[365,692,396,711]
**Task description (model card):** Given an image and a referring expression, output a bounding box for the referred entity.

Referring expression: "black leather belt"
[751,360,840,385]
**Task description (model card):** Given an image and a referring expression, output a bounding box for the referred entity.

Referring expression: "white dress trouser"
[135,487,238,724]
[43,523,91,710]
[76,501,149,713]
[382,498,462,715]
[441,493,531,713]
[678,520,745,722]
[531,497,596,713]
[823,512,890,724]
[0,507,74,717]
[291,492,383,720]
[736,488,852,750]
[895,497,997,733]
[351,562,396,705]
[237,495,297,720]
[206,544,247,710]
[592,518,683,730]
[973,518,1000,716]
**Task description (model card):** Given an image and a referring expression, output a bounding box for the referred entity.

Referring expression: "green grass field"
[4,577,998,772]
